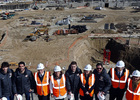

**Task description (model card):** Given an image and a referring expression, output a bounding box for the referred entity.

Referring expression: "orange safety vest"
[34,71,50,96]
[110,68,129,89]
[50,74,67,97]
[126,78,140,100]
[79,73,95,97]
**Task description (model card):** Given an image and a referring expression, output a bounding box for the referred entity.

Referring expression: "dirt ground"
[0,7,140,73]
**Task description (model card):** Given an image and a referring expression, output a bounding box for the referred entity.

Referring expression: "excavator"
[23,27,48,42]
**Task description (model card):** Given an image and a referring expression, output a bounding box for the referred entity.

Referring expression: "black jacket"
[0,68,16,98]
[14,67,36,94]
[65,66,82,93]
[93,68,111,94]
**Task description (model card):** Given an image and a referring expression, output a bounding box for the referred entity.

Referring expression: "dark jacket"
[93,68,111,94]
[0,68,16,98]
[14,67,35,94]
[65,66,82,93]
[108,68,130,91]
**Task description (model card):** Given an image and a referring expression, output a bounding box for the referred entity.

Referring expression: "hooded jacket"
[65,65,82,93]
[0,68,16,98]
[14,67,36,94]
[93,68,111,94]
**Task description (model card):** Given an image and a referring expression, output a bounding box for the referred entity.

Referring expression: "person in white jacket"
[50,66,67,100]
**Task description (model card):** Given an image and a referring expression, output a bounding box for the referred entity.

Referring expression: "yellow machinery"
[23,27,48,42]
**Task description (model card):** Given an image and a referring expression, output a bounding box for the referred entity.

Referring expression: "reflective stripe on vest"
[127,78,140,95]
[81,73,95,88]
[51,74,65,89]
[111,68,128,83]
[79,73,95,97]
[35,72,49,86]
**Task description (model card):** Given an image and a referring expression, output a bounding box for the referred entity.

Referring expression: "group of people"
[0,60,140,100]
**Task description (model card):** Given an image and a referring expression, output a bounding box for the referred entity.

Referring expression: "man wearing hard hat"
[34,63,51,100]
[79,64,95,100]
[50,65,67,100]
[126,70,140,100]
[108,60,130,100]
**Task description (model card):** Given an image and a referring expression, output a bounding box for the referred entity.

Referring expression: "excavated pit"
[105,39,140,73]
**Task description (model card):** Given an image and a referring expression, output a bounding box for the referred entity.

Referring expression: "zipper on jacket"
[41,82,44,94]
[8,73,11,95]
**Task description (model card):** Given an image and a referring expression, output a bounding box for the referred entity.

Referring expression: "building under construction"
[0,0,140,10]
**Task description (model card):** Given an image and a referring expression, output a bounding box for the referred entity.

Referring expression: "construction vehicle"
[9,62,18,66]
[23,27,48,42]
[2,12,15,20]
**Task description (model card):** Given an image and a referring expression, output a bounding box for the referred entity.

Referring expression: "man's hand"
[85,91,89,95]
[101,91,105,95]
[15,94,18,96]
[68,92,71,95]
[51,94,54,98]
[29,89,32,92]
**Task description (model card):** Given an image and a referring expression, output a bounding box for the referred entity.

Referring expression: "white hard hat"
[2,97,7,100]
[37,63,45,70]
[116,60,125,68]
[54,65,61,72]
[97,92,105,100]
[84,64,92,71]
[16,94,22,100]
[132,70,140,77]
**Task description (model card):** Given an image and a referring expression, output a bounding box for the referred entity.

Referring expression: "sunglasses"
[96,68,102,70]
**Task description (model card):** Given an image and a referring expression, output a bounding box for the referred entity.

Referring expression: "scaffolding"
[103,49,111,65]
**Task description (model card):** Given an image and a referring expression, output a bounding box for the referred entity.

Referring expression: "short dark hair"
[96,62,103,68]
[70,61,77,66]
[18,61,25,67]
[1,62,9,68]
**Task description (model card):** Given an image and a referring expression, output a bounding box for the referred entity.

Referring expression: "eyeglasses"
[97,68,102,70]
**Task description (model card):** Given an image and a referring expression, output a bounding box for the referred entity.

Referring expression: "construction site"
[0,0,140,99]
[0,1,140,73]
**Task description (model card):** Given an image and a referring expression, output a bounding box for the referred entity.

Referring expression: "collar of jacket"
[0,68,11,75]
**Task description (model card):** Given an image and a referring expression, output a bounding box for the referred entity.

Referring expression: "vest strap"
[35,72,49,86]
[111,68,128,83]
[51,74,65,89]
[127,78,140,95]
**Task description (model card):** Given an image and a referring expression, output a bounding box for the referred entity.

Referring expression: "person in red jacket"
[126,70,140,100]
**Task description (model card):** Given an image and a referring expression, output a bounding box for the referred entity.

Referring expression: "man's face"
[116,67,124,72]
[96,65,103,73]
[38,69,44,74]
[2,67,8,74]
[133,76,140,82]
[84,70,90,75]
[19,64,25,72]
[71,64,77,72]
[55,71,61,77]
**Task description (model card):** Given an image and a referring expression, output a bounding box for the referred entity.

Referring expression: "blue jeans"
[19,93,30,100]
[6,95,14,100]
[24,92,30,100]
